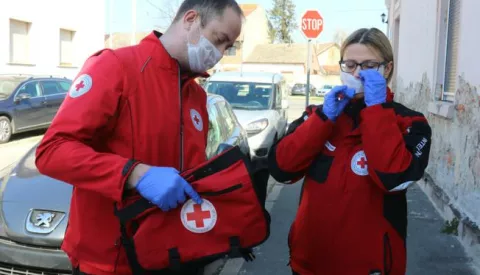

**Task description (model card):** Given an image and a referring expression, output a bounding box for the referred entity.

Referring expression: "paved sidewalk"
[221,181,478,275]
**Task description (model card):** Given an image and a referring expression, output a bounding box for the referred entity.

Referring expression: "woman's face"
[342,43,392,98]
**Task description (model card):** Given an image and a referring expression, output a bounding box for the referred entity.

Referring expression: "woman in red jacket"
[268,28,432,275]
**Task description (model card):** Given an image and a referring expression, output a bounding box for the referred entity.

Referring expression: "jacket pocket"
[306,154,334,184]
[383,232,393,275]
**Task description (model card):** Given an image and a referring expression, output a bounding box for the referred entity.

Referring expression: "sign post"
[300,10,324,107]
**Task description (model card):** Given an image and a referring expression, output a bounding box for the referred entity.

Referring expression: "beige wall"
[242,6,270,61]
[386,0,480,266]
[0,0,105,79]
[317,47,341,66]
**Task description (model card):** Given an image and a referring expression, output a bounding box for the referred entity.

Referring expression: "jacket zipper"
[178,66,184,171]
[198,183,243,196]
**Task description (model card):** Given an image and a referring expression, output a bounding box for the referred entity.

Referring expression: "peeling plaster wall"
[395,76,480,225]
[391,0,480,227]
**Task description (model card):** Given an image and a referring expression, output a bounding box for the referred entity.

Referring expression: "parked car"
[204,71,289,165]
[290,83,316,96]
[0,74,72,143]
[315,84,334,97]
[0,94,249,274]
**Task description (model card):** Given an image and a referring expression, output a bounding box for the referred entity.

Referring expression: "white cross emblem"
[351,150,369,176]
[69,74,93,98]
[190,109,203,132]
[180,199,217,233]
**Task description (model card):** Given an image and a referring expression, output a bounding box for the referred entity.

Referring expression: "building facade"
[0,0,105,80]
[385,0,480,266]
[215,4,271,72]
[242,43,341,88]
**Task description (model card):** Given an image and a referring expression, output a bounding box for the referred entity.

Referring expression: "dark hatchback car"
[0,75,72,143]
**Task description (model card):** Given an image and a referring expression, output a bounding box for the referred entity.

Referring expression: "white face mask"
[187,35,222,73]
[340,67,385,95]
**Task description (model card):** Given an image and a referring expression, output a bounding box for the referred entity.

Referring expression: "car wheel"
[0,116,12,144]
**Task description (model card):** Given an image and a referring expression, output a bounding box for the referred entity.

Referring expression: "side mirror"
[14,93,31,103]
[215,143,234,156]
[281,99,289,109]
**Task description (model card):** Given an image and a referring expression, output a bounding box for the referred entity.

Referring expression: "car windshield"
[293,84,306,88]
[0,76,26,99]
[324,85,333,89]
[205,81,273,110]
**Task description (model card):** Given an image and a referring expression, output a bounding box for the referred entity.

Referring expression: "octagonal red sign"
[301,10,324,39]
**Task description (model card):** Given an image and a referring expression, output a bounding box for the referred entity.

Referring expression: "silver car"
[0,94,249,274]
[204,72,289,165]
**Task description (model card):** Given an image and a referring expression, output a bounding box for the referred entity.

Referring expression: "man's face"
[179,7,243,71]
[199,7,243,54]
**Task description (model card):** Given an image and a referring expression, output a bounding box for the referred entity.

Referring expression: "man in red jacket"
[35,1,243,274]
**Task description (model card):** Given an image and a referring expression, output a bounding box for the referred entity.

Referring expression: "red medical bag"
[114,146,271,274]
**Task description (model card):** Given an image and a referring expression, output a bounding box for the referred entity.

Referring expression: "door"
[41,80,70,123]
[12,81,47,130]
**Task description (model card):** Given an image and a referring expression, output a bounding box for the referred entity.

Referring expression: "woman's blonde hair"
[340,28,394,83]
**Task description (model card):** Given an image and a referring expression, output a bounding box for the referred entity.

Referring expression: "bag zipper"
[198,183,243,196]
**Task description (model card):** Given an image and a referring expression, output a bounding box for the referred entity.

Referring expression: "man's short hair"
[173,0,244,26]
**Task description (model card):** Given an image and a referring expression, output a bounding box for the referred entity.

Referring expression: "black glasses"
[339,60,387,73]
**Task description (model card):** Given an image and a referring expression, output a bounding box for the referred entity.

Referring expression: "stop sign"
[301,10,324,39]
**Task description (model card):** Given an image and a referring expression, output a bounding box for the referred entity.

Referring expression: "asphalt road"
[287,96,324,123]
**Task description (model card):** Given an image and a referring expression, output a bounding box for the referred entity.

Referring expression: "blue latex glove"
[359,69,387,106]
[135,167,203,211]
[322,85,355,122]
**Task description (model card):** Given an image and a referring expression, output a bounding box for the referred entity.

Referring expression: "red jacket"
[35,32,209,275]
[268,90,432,275]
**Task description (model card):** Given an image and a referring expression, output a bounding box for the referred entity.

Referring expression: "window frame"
[9,19,32,65]
[434,0,461,103]
[59,28,76,67]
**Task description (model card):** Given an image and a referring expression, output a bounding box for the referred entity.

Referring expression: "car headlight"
[246,119,269,136]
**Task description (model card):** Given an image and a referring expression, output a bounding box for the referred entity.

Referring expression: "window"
[275,84,282,107]
[435,0,461,102]
[60,29,76,66]
[206,104,224,160]
[225,41,241,56]
[0,76,27,99]
[16,82,41,98]
[58,81,72,93]
[9,19,31,64]
[205,81,274,110]
[41,81,66,96]
[216,101,236,137]
[442,0,461,101]
[225,46,236,56]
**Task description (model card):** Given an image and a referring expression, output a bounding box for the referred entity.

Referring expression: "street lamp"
[381,13,388,24]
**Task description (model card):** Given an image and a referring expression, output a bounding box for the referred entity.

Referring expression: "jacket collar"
[139,31,210,82]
